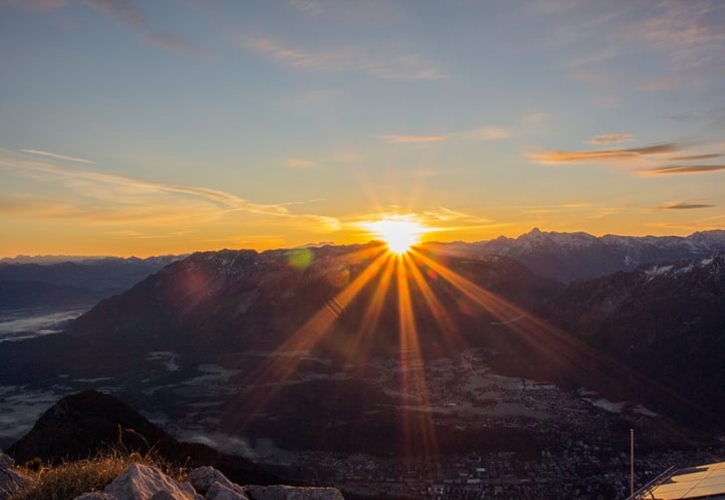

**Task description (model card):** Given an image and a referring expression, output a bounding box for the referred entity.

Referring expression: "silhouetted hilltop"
[6,390,279,486]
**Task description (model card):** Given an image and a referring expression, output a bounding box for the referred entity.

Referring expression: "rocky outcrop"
[69,464,342,500]
[0,457,342,500]
[205,480,248,500]
[87,463,198,500]
[0,451,32,499]
[187,467,246,497]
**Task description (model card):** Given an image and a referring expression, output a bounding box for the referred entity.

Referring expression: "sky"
[1,0,724,257]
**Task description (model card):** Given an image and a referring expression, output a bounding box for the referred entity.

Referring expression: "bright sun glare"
[363,218,427,255]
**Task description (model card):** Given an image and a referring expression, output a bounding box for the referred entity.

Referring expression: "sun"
[362,217,428,255]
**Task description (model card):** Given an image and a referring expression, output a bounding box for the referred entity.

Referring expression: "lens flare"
[362,217,427,254]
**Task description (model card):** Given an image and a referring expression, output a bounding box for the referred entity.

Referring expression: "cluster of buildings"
[285,445,724,499]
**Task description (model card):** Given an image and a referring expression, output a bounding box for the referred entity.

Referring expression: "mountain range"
[435,228,725,282]
[548,254,725,420]
[4,228,723,313]
[0,232,723,497]
[0,240,722,449]
[0,255,183,314]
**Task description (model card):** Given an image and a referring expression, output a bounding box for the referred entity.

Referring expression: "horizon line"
[2,226,724,260]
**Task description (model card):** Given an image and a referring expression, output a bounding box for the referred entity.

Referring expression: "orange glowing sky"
[1,1,724,257]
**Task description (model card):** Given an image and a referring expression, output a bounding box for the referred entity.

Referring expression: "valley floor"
[2,346,721,499]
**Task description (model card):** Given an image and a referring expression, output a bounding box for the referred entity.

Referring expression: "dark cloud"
[625,0,725,67]
[529,143,680,163]
[645,164,725,175]
[658,201,716,210]
[587,133,633,145]
[667,153,723,161]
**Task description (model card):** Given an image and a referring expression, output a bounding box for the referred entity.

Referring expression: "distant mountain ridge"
[65,244,562,347]
[547,253,725,418]
[0,242,563,382]
[0,255,185,265]
[432,228,725,283]
[6,228,725,287]
[0,255,185,314]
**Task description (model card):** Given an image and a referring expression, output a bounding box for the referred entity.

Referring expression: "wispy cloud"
[587,133,633,145]
[246,36,447,81]
[84,0,144,27]
[0,0,195,54]
[0,153,340,230]
[456,127,510,141]
[1,157,284,213]
[639,76,686,92]
[281,150,361,168]
[529,143,679,164]
[667,153,723,161]
[382,135,448,144]
[523,202,593,214]
[657,200,715,210]
[643,164,725,175]
[624,0,725,67]
[84,0,195,54]
[21,149,95,164]
[381,126,510,145]
[423,207,477,222]
[288,0,324,16]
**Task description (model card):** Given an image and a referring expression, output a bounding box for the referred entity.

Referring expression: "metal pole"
[630,428,635,498]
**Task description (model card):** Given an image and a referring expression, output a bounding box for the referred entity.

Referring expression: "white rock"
[100,463,198,500]
[187,467,243,496]
[0,466,33,498]
[206,481,249,500]
[243,485,344,500]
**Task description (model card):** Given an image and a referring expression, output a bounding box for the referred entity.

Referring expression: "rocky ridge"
[434,228,725,282]
[0,452,31,499]
[547,253,725,422]
[0,459,342,500]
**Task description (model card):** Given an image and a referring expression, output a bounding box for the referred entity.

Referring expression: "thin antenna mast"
[630,428,635,498]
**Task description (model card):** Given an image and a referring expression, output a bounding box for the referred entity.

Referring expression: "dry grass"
[10,448,188,500]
